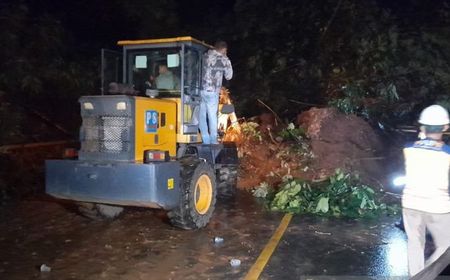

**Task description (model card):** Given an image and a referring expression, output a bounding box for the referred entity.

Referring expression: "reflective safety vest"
[402,139,450,213]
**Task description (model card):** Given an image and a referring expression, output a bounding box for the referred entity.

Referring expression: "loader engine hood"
[79,95,135,161]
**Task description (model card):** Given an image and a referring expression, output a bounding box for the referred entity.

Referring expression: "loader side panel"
[134,97,177,160]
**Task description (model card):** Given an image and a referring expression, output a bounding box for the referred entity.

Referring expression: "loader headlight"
[392,176,406,187]
[83,102,94,110]
[116,102,127,110]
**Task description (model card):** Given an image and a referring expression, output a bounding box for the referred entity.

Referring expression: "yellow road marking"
[244,213,293,280]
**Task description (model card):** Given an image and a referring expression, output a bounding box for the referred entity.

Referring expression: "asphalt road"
[0,193,410,280]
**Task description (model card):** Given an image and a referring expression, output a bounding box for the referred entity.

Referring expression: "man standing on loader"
[199,41,233,144]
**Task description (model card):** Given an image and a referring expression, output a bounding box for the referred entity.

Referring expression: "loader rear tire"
[78,202,123,221]
[216,165,238,198]
[168,158,216,230]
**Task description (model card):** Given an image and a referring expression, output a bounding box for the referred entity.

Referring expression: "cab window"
[127,48,181,96]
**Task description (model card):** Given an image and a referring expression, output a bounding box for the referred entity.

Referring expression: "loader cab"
[101,37,212,143]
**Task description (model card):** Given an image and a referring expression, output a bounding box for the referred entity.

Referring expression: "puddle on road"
[370,225,408,276]
[262,215,409,278]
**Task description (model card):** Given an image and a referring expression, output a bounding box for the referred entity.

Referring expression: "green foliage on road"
[268,169,399,218]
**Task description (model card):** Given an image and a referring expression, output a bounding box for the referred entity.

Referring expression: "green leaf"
[315,197,329,213]
[287,183,302,196]
[289,198,301,208]
[365,187,375,194]
[360,197,367,209]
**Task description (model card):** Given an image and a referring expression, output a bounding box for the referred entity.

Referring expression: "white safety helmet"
[418,105,450,125]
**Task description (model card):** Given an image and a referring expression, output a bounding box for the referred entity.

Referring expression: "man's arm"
[224,58,233,80]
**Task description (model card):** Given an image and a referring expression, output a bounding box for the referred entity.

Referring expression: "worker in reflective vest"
[402,104,450,276]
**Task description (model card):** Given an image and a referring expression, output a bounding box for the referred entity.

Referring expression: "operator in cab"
[402,104,450,277]
[154,64,180,90]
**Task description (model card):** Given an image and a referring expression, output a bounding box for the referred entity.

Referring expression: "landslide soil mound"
[237,107,386,190]
[298,107,385,185]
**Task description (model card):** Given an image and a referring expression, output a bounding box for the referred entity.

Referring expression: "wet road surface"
[0,193,410,279]
[262,216,408,279]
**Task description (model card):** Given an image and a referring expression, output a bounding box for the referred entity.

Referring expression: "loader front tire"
[168,158,216,230]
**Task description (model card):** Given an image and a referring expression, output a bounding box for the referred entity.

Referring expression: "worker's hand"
[231,121,240,129]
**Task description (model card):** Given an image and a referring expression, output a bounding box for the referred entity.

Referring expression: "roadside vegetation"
[2,0,450,146]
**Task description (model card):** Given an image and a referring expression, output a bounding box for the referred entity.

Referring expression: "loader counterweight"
[46,160,181,209]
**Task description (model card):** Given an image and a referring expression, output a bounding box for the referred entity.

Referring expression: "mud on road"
[0,195,283,280]
[0,192,409,280]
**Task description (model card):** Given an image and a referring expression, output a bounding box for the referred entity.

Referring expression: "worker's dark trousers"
[403,208,450,276]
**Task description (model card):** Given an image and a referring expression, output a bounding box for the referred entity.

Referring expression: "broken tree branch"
[257,99,283,127]
[288,99,323,107]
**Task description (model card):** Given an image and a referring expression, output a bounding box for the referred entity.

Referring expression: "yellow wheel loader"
[45,37,238,229]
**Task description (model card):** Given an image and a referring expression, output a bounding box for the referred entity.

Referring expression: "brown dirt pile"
[237,139,306,189]
[298,107,385,184]
[236,107,386,190]
[236,119,311,190]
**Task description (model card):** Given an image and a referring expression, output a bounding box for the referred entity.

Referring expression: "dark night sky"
[6,0,447,51]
